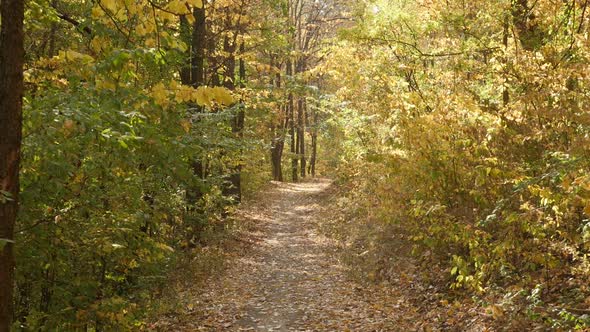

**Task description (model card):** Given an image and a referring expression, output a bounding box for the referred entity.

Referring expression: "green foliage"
[14,0,271,328]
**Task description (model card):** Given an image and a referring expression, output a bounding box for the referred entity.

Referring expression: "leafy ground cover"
[153,180,500,331]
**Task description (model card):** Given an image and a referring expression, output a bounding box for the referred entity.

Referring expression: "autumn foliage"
[4,0,590,329]
[322,0,590,328]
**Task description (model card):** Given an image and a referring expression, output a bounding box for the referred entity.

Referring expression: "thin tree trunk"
[502,15,509,107]
[220,30,244,202]
[287,59,298,182]
[298,98,306,178]
[309,105,317,177]
[295,98,300,167]
[187,3,207,208]
[0,0,25,328]
[271,135,284,181]
[191,5,206,88]
[310,133,316,176]
[179,15,192,84]
[270,68,284,181]
[228,41,246,201]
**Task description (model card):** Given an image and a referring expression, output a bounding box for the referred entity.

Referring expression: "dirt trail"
[165,179,408,331]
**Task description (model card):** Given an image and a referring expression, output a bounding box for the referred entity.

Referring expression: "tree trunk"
[287,59,298,182]
[271,134,284,181]
[270,68,284,181]
[298,98,306,178]
[295,98,300,168]
[502,15,510,107]
[179,15,192,84]
[185,3,207,209]
[191,5,206,88]
[0,0,25,328]
[220,33,244,202]
[309,104,317,177]
[309,133,317,176]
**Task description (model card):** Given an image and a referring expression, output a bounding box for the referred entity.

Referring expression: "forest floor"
[152,179,491,331]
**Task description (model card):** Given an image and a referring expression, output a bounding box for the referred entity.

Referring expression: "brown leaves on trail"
[153,179,492,331]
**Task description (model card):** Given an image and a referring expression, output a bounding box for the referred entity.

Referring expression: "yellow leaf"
[145,38,156,47]
[95,78,116,91]
[90,37,110,53]
[91,6,103,18]
[156,242,174,252]
[211,86,235,105]
[186,13,195,24]
[193,86,211,107]
[136,24,147,36]
[167,0,189,14]
[160,11,175,22]
[102,0,118,12]
[151,83,169,106]
[125,0,140,14]
[186,0,202,8]
[60,50,94,63]
[180,119,191,133]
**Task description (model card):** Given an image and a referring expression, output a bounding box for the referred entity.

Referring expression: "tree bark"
[298,98,306,178]
[309,133,317,176]
[220,30,244,202]
[271,126,284,181]
[179,15,192,84]
[191,5,206,88]
[182,3,207,210]
[287,59,298,182]
[0,0,25,328]
[309,103,317,177]
[270,68,284,181]
[230,43,246,201]
[502,15,510,107]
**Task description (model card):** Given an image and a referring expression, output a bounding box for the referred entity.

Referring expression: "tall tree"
[185,2,207,208]
[0,0,25,328]
[287,59,298,181]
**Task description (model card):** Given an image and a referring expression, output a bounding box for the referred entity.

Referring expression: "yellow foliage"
[180,119,191,133]
[166,0,191,14]
[101,0,118,12]
[145,38,156,47]
[90,37,110,53]
[151,82,234,108]
[213,86,235,105]
[59,50,94,64]
[169,83,236,107]
[91,6,103,18]
[186,13,196,24]
[159,11,176,22]
[186,0,202,8]
[151,83,169,106]
[174,84,195,103]
[136,24,147,36]
[95,78,117,91]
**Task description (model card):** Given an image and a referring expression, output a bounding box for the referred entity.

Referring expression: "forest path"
[164,179,407,331]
